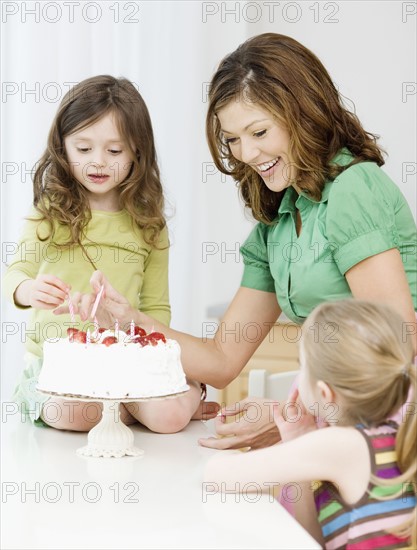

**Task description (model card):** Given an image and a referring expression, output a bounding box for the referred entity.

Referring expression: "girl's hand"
[52,289,94,321]
[15,275,70,309]
[273,389,317,443]
[198,397,281,450]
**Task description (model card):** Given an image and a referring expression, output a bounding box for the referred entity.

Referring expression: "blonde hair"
[206,33,385,224]
[302,299,416,544]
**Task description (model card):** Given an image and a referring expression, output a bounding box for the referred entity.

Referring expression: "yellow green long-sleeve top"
[3,209,171,357]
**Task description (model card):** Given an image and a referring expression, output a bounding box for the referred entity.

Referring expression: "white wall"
[1,1,416,399]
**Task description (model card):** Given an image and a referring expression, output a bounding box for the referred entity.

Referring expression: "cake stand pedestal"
[38,389,188,458]
[76,399,143,458]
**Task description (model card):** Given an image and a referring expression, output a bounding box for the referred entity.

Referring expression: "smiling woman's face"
[217,99,298,193]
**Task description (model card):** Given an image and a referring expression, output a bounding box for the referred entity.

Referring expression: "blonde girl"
[204,300,417,548]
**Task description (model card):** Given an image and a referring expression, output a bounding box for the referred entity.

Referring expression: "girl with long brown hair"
[3,75,214,431]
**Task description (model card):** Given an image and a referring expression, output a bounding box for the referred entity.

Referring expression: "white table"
[1,410,320,549]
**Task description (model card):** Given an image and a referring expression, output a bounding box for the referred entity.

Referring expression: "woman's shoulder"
[325,158,411,227]
[242,220,274,244]
[329,159,403,205]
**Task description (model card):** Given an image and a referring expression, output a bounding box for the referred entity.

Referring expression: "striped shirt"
[314,422,416,549]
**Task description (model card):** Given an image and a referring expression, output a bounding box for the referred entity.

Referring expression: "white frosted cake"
[37,327,189,399]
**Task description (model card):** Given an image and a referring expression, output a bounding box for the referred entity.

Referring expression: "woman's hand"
[273,389,317,443]
[198,397,281,450]
[15,275,70,309]
[53,271,137,326]
[84,271,135,325]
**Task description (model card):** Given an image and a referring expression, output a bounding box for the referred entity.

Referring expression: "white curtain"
[2,1,416,399]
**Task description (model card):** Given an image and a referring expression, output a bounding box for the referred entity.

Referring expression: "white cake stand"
[38,388,189,458]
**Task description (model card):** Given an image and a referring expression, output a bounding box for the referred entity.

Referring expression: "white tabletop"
[1,411,320,549]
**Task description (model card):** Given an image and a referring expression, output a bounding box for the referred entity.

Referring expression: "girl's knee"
[41,400,102,432]
[142,403,192,434]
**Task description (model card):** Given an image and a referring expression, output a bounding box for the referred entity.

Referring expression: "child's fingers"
[56,291,95,321]
[32,277,67,306]
[34,289,64,307]
[285,387,310,417]
[53,292,81,316]
[286,387,299,403]
[33,295,64,309]
[297,399,308,416]
[53,304,69,315]
[288,407,301,425]
[35,280,68,305]
[272,403,285,427]
[66,291,82,315]
[41,274,70,293]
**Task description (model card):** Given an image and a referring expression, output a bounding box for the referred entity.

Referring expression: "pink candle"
[67,295,75,323]
[93,316,99,339]
[130,320,134,337]
[90,284,104,318]
[115,318,119,336]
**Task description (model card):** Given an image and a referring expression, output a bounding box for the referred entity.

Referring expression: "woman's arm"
[177,286,282,387]
[71,273,282,388]
[53,272,285,447]
[346,248,416,353]
[146,285,281,387]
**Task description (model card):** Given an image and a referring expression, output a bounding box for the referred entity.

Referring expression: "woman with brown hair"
[62,34,416,448]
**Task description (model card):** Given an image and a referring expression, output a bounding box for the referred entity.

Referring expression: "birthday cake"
[37,326,189,399]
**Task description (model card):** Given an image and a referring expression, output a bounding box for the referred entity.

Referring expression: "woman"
[60,33,417,449]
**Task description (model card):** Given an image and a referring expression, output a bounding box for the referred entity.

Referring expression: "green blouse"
[240,149,417,324]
